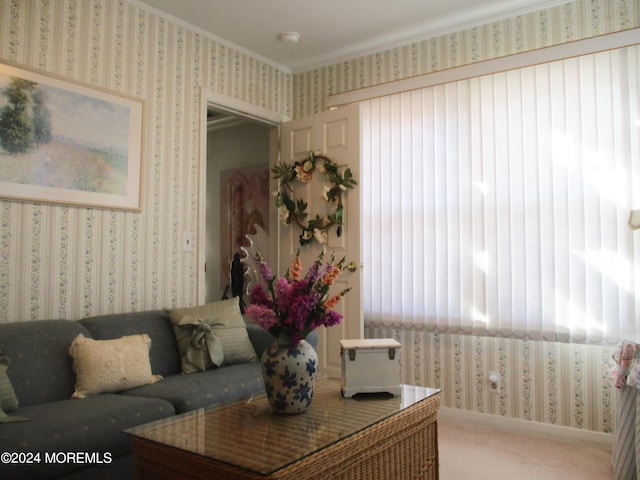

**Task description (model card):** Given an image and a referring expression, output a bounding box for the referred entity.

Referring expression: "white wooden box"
[340,339,402,397]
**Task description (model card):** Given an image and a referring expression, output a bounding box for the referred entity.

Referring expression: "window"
[361,45,640,345]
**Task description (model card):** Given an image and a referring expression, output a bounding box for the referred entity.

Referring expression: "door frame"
[197,88,290,304]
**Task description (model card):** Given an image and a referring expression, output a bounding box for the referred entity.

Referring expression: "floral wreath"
[272,151,357,246]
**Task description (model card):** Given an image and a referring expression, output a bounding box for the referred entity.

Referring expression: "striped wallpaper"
[0,0,291,321]
[292,0,638,434]
[0,0,637,434]
[293,0,639,117]
[366,325,616,433]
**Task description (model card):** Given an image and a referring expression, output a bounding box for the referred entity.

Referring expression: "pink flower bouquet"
[245,252,351,347]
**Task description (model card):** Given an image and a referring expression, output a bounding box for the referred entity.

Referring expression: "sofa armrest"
[245,324,274,358]
[245,324,318,358]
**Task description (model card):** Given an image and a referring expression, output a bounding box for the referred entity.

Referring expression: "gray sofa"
[0,308,316,480]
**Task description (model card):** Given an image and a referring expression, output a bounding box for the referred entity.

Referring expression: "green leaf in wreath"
[272,162,294,180]
[296,199,308,220]
[341,168,357,188]
[282,193,295,212]
[272,151,358,246]
[308,215,325,230]
[330,205,343,225]
[324,187,338,203]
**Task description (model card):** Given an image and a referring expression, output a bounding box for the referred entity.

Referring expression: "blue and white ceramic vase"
[261,339,318,414]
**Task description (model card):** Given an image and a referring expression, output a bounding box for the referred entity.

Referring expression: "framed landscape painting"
[0,62,143,210]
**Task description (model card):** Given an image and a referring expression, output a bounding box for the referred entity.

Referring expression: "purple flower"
[259,260,273,281]
[291,278,311,298]
[249,284,271,307]
[289,332,303,347]
[244,252,349,348]
[274,277,293,311]
[245,304,279,330]
[289,292,319,330]
[319,310,343,328]
[305,260,322,284]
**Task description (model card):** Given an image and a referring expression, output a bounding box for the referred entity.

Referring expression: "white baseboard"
[438,406,613,450]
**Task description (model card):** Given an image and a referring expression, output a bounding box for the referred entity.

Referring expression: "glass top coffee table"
[126,379,440,480]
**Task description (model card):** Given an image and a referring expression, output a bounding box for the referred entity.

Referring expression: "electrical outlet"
[488,371,500,394]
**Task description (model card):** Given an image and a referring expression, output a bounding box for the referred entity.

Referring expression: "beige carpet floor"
[438,415,614,479]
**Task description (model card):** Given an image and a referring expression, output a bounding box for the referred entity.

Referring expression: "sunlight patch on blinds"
[361,45,640,345]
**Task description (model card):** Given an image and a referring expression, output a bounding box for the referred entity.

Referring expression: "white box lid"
[340,338,401,349]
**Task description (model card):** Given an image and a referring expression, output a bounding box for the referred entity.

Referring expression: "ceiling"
[137,0,565,72]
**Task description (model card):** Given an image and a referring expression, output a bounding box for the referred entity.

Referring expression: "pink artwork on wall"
[219,165,270,295]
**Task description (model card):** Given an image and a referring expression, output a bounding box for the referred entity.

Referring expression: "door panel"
[291,126,314,158]
[279,105,362,379]
[279,115,315,261]
[316,105,362,377]
[323,118,348,151]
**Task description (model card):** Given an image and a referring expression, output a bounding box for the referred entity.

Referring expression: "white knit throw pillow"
[69,334,162,398]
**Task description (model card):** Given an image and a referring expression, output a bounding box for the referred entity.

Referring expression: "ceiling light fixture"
[279,31,300,44]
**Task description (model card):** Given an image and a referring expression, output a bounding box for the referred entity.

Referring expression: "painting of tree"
[0,63,142,210]
[0,78,39,153]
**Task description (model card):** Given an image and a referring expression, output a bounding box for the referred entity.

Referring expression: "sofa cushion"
[69,334,163,398]
[122,362,265,413]
[166,298,258,374]
[78,310,182,377]
[0,394,175,480]
[0,320,92,406]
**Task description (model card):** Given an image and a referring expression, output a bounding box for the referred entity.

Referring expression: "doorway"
[198,94,363,377]
[197,90,290,304]
[204,110,274,304]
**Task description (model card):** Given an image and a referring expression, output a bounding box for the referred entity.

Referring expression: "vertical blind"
[361,45,640,345]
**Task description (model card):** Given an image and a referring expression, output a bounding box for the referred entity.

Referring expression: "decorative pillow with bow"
[166,298,258,374]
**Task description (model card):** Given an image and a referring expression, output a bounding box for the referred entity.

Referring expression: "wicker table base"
[129,381,440,480]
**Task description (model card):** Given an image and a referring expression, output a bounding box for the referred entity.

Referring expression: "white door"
[278,104,362,379]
